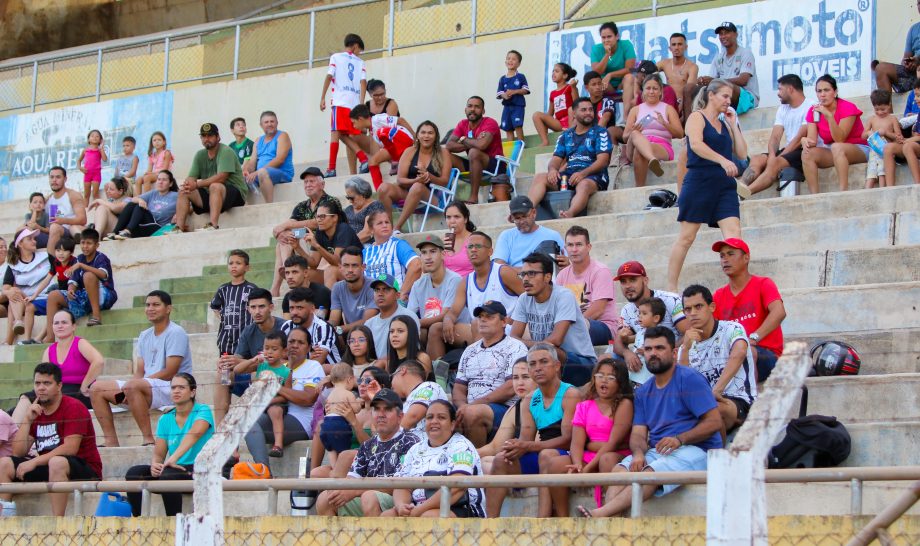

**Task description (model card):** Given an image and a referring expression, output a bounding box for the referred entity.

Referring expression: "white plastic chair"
[411,167,461,232]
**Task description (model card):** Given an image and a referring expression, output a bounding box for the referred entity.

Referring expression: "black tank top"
[366,98,400,117]
[407,148,441,179]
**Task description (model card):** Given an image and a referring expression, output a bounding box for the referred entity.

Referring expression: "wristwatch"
[335,326,344,336]
[458,136,466,144]
[749,333,760,344]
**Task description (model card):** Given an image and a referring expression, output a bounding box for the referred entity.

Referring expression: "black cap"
[199,123,219,136]
[636,60,658,76]
[371,388,402,408]
[300,167,325,180]
[715,22,738,34]
[509,195,534,215]
[473,300,507,318]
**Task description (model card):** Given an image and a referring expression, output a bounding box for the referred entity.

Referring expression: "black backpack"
[767,386,851,469]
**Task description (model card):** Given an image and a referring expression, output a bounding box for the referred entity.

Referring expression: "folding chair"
[397,168,460,233]
[459,140,525,200]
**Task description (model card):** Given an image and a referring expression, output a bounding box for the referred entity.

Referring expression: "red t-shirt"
[30,395,102,478]
[454,117,504,159]
[713,276,784,357]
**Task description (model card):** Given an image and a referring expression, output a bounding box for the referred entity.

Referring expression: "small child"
[318,363,360,465]
[320,33,369,177]
[78,129,107,203]
[211,250,257,406]
[243,332,291,458]
[31,239,77,300]
[533,62,578,146]
[140,131,174,196]
[228,117,254,165]
[496,50,530,141]
[22,192,49,243]
[862,89,902,188]
[114,136,140,192]
[611,296,665,385]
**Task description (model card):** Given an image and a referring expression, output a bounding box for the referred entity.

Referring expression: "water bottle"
[0,500,16,516]
[559,175,568,191]
[812,109,820,123]
[219,353,232,386]
[316,306,327,320]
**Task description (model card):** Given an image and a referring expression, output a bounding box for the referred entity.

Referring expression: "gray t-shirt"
[710,45,759,104]
[364,307,421,357]
[139,189,179,226]
[331,277,377,325]
[137,321,193,376]
[511,285,595,359]
[407,269,470,324]
[235,316,285,359]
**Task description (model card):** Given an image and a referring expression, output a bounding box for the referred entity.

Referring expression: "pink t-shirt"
[556,259,620,336]
[571,399,631,463]
[806,99,867,146]
[443,238,474,277]
[0,411,18,458]
[454,117,504,159]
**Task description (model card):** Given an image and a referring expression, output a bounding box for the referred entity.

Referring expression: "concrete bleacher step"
[790,328,920,375]
[799,374,920,423]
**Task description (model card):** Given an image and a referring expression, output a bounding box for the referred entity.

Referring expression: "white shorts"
[866,150,884,179]
[618,445,708,496]
[116,378,173,410]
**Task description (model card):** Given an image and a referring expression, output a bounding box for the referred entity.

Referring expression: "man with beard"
[0,363,102,516]
[280,255,332,320]
[579,326,721,518]
[447,96,507,203]
[281,287,339,366]
[510,253,596,386]
[612,261,687,372]
[407,235,470,359]
[741,75,812,194]
[527,97,612,219]
[328,247,379,336]
[175,123,247,232]
[45,166,87,252]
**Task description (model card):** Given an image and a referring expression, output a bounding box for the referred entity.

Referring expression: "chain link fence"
[0,0,749,113]
[0,515,918,545]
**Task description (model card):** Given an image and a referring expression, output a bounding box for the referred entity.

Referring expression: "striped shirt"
[362,237,418,285]
[210,281,258,356]
[281,315,341,365]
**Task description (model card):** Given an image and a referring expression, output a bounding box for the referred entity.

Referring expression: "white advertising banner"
[544,0,875,109]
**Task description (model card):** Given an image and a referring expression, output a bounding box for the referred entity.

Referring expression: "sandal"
[575,505,593,518]
[269,446,283,458]
[87,317,102,327]
[112,230,131,240]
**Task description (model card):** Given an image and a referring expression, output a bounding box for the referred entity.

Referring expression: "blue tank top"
[529,382,574,441]
[687,114,732,170]
[256,131,295,180]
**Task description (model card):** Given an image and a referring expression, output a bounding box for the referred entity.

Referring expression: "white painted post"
[706,342,811,545]
[175,372,281,546]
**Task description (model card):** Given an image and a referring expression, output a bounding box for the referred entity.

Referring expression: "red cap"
[711,238,750,255]
[613,261,647,281]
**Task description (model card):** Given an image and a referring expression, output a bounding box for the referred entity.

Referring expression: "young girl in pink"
[546,357,633,516]
[139,131,174,196]
[78,130,107,202]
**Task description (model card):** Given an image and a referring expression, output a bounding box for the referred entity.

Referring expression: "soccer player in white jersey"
[320,33,369,177]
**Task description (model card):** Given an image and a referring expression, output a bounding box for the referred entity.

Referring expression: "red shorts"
[376,126,414,160]
[330,106,361,135]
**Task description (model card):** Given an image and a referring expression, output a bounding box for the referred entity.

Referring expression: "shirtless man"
[657,33,698,118]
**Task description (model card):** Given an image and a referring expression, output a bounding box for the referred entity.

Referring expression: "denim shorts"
[257,167,293,185]
[618,445,708,496]
[319,415,353,453]
[66,287,117,319]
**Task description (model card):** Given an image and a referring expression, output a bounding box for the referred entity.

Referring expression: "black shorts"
[893,64,917,94]
[778,147,804,172]
[191,184,246,215]
[459,156,501,176]
[10,455,99,482]
[725,396,752,423]
[22,384,91,409]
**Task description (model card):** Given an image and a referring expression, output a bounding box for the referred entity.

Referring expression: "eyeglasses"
[517,270,544,279]
[594,374,619,382]
[348,337,367,345]
[314,213,335,220]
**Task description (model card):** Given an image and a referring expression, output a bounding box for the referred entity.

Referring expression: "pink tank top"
[83,148,102,171]
[636,100,671,141]
[443,237,474,277]
[49,336,91,385]
[149,149,174,171]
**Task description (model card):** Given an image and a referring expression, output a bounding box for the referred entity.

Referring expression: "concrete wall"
[877,0,920,63]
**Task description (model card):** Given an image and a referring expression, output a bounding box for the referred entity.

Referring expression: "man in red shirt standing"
[447,96,508,203]
[712,239,786,382]
[0,363,103,516]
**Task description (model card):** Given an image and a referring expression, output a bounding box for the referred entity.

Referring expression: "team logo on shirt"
[451,451,474,467]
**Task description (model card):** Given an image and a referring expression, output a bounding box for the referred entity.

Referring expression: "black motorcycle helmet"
[810,341,861,376]
[645,189,677,210]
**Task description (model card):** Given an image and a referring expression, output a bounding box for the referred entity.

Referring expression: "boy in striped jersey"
[210,250,257,421]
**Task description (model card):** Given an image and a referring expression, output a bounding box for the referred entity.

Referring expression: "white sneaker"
[0,500,16,516]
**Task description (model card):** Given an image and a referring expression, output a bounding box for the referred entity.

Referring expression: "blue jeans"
[562,351,597,387]
[587,319,612,346]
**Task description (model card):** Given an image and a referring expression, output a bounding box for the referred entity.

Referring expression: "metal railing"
[0,0,749,114]
[1,466,917,518]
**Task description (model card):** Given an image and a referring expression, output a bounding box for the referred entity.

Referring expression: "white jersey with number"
[465,261,519,318]
[327,51,366,108]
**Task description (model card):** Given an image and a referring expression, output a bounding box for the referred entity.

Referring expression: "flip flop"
[575,505,593,518]
[141,442,155,447]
